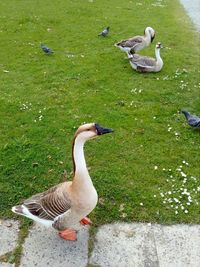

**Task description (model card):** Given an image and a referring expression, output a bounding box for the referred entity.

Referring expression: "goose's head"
[156,42,163,49]
[145,27,155,42]
[75,123,113,142]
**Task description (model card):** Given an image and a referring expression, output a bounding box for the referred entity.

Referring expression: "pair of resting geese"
[115,26,163,73]
[12,123,113,241]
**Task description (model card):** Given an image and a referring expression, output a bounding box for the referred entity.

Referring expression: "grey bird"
[40,44,53,54]
[98,27,110,37]
[181,110,200,129]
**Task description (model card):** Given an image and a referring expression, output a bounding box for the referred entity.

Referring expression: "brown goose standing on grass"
[115,26,155,54]
[128,42,163,73]
[12,123,113,241]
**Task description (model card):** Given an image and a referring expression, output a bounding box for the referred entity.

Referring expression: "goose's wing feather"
[23,183,71,220]
[118,36,143,48]
[132,54,156,66]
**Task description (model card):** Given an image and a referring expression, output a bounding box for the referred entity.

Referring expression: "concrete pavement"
[0,220,200,267]
[180,0,200,31]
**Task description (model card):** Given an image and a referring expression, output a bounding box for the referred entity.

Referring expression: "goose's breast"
[73,187,98,215]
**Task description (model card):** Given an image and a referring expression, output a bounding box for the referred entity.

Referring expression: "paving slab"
[180,0,200,31]
[20,223,89,267]
[89,223,200,267]
[153,224,200,267]
[0,220,19,256]
[90,223,159,267]
[0,263,14,267]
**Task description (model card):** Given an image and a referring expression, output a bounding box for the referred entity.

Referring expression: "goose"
[181,110,200,129]
[128,42,163,73]
[12,123,113,241]
[115,26,155,54]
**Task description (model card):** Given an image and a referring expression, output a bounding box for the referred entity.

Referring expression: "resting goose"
[128,42,163,73]
[115,26,155,54]
[12,123,113,241]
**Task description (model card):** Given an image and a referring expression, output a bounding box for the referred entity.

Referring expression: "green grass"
[0,0,199,225]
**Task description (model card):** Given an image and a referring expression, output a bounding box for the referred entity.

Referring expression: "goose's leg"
[58,228,77,241]
[80,217,92,225]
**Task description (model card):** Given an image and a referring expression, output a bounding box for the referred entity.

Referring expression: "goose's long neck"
[72,135,89,180]
[155,48,162,63]
[144,29,151,43]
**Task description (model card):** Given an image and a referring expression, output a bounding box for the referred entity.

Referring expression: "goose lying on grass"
[181,110,200,129]
[12,123,113,241]
[128,42,163,73]
[115,26,155,54]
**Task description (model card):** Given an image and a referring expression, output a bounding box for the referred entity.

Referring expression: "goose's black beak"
[95,124,114,135]
[151,35,155,42]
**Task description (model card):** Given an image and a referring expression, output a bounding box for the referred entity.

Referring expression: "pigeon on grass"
[181,110,200,129]
[40,44,53,54]
[98,27,110,37]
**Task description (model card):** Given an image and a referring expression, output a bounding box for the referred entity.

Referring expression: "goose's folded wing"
[133,55,156,66]
[23,184,71,220]
[118,36,143,48]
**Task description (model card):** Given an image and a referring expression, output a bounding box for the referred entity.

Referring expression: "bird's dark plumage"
[40,44,53,54]
[181,110,200,129]
[98,27,110,37]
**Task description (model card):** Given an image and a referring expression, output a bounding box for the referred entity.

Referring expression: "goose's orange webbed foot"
[58,228,77,241]
[80,217,92,225]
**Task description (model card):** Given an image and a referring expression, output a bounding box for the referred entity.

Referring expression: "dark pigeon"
[40,44,53,54]
[98,27,110,37]
[181,110,200,129]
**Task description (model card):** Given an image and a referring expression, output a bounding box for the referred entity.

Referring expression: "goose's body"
[115,27,155,54]
[128,42,163,73]
[12,123,113,240]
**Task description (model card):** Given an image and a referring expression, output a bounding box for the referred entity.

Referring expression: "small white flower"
[163,168,166,171]
[197,187,200,192]
[154,195,157,198]
[160,193,164,197]
[187,202,190,206]
[174,198,179,203]
[153,116,156,119]
[154,166,158,170]
[185,210,188,214]
[140,203,143,206]
[181,172,187,177]
[168,191,171,195]
[175,210,178,215]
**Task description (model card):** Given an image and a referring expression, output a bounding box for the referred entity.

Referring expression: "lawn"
[0,0,199,227]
